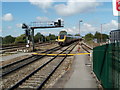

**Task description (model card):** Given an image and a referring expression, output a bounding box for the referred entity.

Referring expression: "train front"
[58,31,67,46]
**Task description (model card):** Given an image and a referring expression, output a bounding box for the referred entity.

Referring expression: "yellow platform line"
[32,53,90,56]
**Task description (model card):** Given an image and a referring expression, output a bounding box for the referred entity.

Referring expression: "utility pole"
[79,20,83,41]
[101,24,102,44]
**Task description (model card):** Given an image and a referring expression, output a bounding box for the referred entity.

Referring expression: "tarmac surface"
[64,54,97,88]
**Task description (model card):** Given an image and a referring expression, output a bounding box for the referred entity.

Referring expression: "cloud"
[2,13,13,21]
[61,28,77,34]
[61,20,120,35]
[81,23,97,33]
[81,20,120,35]
[7,26,12,29]
[54,0,99,16]
[16,23,22,28]
[29,0,53,12]
[28,0,99,16]
[36,16,49,21]
[103,20,119,32]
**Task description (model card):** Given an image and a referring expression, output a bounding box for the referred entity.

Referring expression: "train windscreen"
[60,35,64,39]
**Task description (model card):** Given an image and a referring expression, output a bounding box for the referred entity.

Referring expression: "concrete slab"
[64,54,97,88]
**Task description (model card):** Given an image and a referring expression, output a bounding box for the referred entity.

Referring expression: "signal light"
[58,20,61,26]
[54,20,61,27]
[22,23,28,29]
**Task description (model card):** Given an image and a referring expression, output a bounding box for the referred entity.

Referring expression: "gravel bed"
[18,56,63,88]
[43,44,88,88]
[0,43,58,66]
[1,43,58,57]
[17,45,75,89]
[1,56,53,89]
[44,56,74,88]
[35,43,59,53]
[1,44,65,89]
[0,55,31,66]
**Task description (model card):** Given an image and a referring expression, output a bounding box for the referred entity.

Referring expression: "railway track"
[0,42,54,54]
[1,45,61,77]
[1,42,51,50]
[7,42,78,89]
[81,42,93,53]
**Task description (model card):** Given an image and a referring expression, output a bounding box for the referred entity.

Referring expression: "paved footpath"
[64,54,98,88]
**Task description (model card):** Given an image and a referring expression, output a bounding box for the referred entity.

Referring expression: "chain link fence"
[93,30,120,89]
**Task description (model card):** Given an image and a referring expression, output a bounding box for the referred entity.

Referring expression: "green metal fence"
[93,42,120,89]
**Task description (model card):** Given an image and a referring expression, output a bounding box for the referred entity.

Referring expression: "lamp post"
[79,20,83,39]
[101,23,106,45]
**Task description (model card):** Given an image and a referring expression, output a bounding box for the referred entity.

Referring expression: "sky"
[1,0,119,37]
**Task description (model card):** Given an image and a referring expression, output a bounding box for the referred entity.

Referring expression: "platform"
[53,45,98,88]
[64,54,97,88]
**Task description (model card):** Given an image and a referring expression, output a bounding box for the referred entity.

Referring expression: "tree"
[34,33,44,43]
[3,35,15,44]
[75,34,80,36]
[84,33,94,41]
[0,36,3,44]
[94,31,109,43]
[102,34,109,42]
[46,36,50,41]
[48,34,56,40]
[94,31,101,43]
[15,34,26,43]
[68,34,72,36]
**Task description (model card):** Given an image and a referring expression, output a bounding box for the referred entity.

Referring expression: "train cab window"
[60,35,64,39]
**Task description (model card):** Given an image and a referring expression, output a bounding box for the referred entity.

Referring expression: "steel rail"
[81,43,93,50]
[1,45,59,69]
[0,42,52,50]
[8,42,77,90]
[37,42,77,89]
[1,46,61,77]
[81,45,91,53]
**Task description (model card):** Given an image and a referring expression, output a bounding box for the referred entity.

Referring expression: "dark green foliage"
[15,34,26,43]
[48,33,57,40]
[94,31,109,43]
[0,36,2,44]
[75,34,80,36]
[3,35,15,44]
[68,34,72,36]
[94,31,101,43]
[46,36,50,41]
[84,33,94,41]
[102,34,109,42]
[34,33,57,42]
[34,33,44,43]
